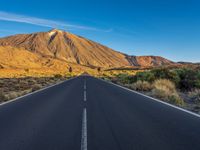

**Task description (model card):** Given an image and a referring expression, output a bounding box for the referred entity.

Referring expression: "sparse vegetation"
[188,89,200,103]
[106,65,200,113]
[1,63,200,113]
[0,77,67,103]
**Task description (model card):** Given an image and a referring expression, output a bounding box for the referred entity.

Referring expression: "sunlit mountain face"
[0,29,175,70]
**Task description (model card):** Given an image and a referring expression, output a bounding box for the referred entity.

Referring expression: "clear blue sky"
[0,0,199,62]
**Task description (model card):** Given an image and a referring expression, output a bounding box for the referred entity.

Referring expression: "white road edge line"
[98,78,200,118]
[81,108,87,150]
[0,76,79,107]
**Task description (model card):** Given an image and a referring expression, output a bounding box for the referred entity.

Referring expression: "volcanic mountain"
[0,29,174,69]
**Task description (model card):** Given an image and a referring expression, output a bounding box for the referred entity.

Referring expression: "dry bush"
[152,79,184,106]
[0,80,4,85]
[46,79,56,85]
[168,94,184,106]
[4,89,32,101]
[18,80,30,89]
[1,95,9,102]
[32,84,43,92]
[188,89,200,103]
[14,83,21,90]
[0,89,7,102]
[54,74,62,78]
[27,78,37,84]
[21,89,32,95]
[131,81,152,91]
[124,84,132,88]
[5,91,19,100]
[153,79,176,93]
[19,80,28,85]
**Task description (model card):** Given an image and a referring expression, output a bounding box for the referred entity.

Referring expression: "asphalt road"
[0,76,200,150]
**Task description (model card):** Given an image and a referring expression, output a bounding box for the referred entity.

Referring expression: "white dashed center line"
[84,91,87,102]
[84,80,87,101]
[81,108,87,150]
[81,79,87,150]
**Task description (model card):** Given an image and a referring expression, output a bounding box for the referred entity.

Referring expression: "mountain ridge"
[0,29,175,69]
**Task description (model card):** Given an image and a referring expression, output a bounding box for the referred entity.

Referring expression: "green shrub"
[151,68,172,79]
[151,68,180,85]
[169,94,184,106]
[169,70,181,86]
[116,73,131,84]
[133,69,180,85]
[131,81,152,91]
[176,68,200,90]
[103,78,111,82]
[135,71,155,82]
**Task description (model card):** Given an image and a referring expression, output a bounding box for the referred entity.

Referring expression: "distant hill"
[178,62,200,65]
[0,29,175,69]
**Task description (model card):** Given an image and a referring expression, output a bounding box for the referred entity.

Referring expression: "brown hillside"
[126,56,174,67]
[0,29,175,68]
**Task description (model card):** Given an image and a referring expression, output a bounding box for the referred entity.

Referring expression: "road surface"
[0,76,200,150]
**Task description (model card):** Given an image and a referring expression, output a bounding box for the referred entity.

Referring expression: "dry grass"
[31,84,43,92]
[131,81,152,91]
[152,79,184,106]
[4,89,32,101]
[153,79,177,93]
